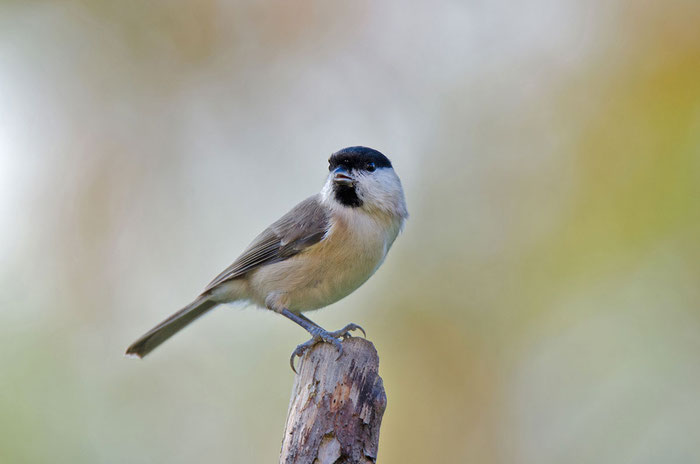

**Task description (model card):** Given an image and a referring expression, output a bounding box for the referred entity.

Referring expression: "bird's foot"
[327,323,366,340]
[289,323,366,374]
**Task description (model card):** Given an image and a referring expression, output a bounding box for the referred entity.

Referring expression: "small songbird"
[126,146,408,371]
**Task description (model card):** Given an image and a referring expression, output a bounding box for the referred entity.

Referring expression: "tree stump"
[279,337,387,464]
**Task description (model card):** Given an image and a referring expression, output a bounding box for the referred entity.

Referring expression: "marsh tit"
[126,146,408,371]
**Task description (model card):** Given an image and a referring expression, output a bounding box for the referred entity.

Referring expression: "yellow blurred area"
[1,1,699,463]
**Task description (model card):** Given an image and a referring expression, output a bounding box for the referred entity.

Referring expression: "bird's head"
[322,146,407,219]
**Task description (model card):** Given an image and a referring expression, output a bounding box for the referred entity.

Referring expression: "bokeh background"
[1,0,699,462]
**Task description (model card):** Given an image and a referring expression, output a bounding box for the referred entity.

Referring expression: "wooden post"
[279,337,387,464]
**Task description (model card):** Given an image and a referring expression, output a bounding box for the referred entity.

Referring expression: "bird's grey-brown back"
[203,195,330,293]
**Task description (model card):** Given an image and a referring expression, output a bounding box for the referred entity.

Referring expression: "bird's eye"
[366,162,376,172]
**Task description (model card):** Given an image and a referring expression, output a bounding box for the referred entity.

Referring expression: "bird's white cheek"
[356,171,406,217]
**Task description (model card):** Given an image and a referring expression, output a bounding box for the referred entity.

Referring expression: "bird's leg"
[280,309,340,373]
[297,313,366,340]
[296,313,325,331]
[294,312,366,340]
[279,309,365,373]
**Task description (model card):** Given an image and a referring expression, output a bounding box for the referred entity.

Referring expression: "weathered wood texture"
[280,337,387,464]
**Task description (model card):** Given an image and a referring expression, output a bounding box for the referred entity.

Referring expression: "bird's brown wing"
[203,194,329,292]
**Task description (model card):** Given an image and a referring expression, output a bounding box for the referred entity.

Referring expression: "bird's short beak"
[332,167,354,186]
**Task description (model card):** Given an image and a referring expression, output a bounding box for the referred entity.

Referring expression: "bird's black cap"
[329,146,392,171]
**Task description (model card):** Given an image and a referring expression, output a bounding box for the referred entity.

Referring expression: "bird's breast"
[250,210,400,312]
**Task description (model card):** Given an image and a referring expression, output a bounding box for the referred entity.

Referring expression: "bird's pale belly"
[248,215,391,313]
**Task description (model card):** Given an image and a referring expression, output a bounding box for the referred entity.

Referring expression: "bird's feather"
[203,194,329,292]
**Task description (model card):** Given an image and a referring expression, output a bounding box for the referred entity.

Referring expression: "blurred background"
[1,0,699,462]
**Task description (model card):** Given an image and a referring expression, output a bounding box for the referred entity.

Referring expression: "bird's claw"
[328,323,366,340]
[289,324,366,374]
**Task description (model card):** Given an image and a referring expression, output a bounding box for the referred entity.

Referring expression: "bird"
[125,146,408,372]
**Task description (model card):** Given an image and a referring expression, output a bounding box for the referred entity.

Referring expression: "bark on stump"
[280,337,387,464]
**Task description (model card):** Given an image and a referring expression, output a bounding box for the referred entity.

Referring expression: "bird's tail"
[125,296,218,358]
